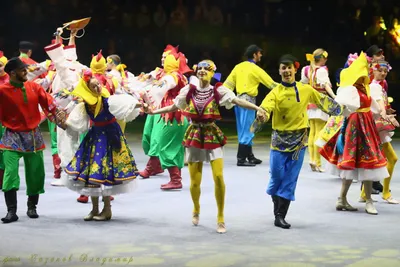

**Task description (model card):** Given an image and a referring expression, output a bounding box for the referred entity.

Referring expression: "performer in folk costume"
[146,59,266,233]
[139,47,192,190]
[0,52,9,190]
[319,52,390,215]
[19,40,63,183]
[0,58,67,223]
[223,44,278,167]
[301,49,336,172]
[257,54,343,229]
[360,60,399,204]
[139,45,179,179]
[62,70,143,221]
[44,28,87,187]
[72,51,122,203]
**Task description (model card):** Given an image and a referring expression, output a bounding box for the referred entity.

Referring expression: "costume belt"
[356,107,370,113]
[237,94,256,104]
[292,128,308,161]
[92,117,116,127]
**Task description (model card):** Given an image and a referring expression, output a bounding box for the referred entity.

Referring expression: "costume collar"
[281,81,300,102]
[10,80,24,88]
[19,53,29,59]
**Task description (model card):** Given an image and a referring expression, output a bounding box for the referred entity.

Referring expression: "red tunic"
[0,81,56,132]
[319,87,387,170]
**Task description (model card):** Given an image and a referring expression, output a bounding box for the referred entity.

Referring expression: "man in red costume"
[0,57,66,223]
[0,51,9,190]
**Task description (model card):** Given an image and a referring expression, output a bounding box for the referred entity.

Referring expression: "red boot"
[52,154,62,179]
[139,157,164,178]
[103,196,115,201]
[161,167,182,190]
[0,169,4,190]
[77,195,89,203]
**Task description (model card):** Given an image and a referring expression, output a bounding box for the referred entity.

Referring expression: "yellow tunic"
[260,82,343,152]
[223,61,277,97]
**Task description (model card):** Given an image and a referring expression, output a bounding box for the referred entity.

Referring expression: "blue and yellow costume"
[260,54,342,228]
[223,45,278,166]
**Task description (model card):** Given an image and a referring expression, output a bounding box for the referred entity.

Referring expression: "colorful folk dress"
[174,82,236,162]
[63,96,140,196]
[319,85,388,181]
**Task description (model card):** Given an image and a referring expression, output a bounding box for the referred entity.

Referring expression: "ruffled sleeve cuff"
[218,85,237,109]
[108,94,141,122]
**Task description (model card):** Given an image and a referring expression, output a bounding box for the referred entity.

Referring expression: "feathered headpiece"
[90,50,107,74]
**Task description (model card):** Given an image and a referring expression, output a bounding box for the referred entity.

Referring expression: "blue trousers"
[267,148,306,201]
[234,106,255,145]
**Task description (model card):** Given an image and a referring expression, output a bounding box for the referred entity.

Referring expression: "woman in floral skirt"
[63,69,143,221]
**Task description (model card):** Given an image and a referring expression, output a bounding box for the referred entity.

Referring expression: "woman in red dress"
[319,52,389,215]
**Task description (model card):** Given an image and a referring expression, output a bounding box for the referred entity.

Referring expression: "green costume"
[47,120,58,155]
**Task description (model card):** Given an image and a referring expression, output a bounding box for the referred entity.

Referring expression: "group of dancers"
[0,24,398,233]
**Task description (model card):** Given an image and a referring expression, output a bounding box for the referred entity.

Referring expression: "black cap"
[4,57,28,74]
[244,44,262,59]
[19,41,34,50]
[366,45,383,57]
[279,54,300,69]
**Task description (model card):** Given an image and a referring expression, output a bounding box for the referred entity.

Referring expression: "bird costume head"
[90,50,107,74]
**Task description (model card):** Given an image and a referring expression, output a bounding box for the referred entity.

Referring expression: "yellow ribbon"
[306,54,314,62]
[116,64,127,79]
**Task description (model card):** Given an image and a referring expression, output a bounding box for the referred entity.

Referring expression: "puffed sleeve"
[65,102,90,134]
[218,85,237,109]
[108,94,141,122]
[300,66,309,84]
[316,68,332,87]
[334,86,360,117]
[173,84,190,110]
[370,83,383,102]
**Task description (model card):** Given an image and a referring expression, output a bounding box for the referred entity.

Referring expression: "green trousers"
[143,114,188,169]
[47,120,58,155]
[0,123,4,170]
[2,150,45,195]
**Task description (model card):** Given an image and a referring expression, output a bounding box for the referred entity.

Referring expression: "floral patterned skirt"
[319,111,386,170]
[315,116,344,147]
[64,123,139,196]
[183,122,226,150]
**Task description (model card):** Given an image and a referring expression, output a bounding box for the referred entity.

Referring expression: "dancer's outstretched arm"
[148,104,179,115]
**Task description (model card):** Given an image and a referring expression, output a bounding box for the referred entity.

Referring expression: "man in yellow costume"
[223,45,278,167]
[257,54,343,229]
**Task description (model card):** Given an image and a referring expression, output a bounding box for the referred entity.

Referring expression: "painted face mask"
[196,60,216,83]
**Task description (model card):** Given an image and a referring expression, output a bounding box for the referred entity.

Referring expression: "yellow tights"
[361,142,398,200]
[189,158,225,223]
[308,119,326,167]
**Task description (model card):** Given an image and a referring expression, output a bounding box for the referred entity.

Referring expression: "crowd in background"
[1,0,400,106]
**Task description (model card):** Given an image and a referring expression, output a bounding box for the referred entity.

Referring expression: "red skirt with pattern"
[183,122,226,150]
[319,111,387,170]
